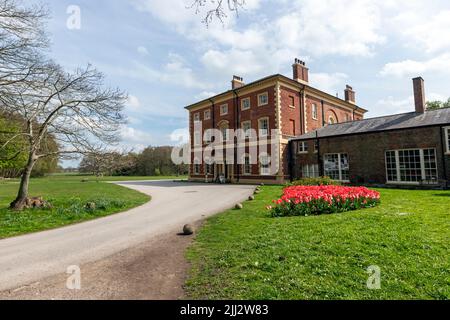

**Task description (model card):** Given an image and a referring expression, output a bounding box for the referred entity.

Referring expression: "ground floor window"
[243,155,251,175]
[302,164,319,178]
[323,153,349,181]
[260,154,270,175]
[386,148,438,183]
[205,163,213,175]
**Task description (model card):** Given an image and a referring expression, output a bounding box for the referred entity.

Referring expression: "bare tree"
[1,62,127,210]
[189,0,245,25]
[0,0,48,94]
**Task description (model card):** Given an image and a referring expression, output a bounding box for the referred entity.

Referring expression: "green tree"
[426,98,450,110]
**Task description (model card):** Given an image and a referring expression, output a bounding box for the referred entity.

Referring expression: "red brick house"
[185,59,367,184]
[290,77,450,187]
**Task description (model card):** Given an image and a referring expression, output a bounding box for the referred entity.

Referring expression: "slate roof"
[293,107,450,140]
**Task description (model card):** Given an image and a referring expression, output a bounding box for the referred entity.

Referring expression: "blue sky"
[43,0,450,156]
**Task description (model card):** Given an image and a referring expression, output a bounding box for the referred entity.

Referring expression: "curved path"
[0,180,255,291]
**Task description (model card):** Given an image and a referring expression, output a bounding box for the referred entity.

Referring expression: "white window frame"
[312,104,318,120]
[302,164,319,178]
[259,154,270,176]
[220,104,228,116]
[298,141,308,154]
[289,95,295,108]
[194,131,201,146]
[204,130,212,143]
[257,92,269,107]
[243,154,252,175]
[241,121,252,138]
[258,117,269,137]
[323,153,350,182]
[241,97,251,110]
[445,127,450,154]
[193,113,200,122]
[204,110,211,120]
[385,148,439,184]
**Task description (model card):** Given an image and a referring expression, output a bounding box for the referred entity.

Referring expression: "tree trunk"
[10,155,35,210]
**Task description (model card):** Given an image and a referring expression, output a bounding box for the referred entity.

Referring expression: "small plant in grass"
[290,176,341,186]
[269,185,380,217]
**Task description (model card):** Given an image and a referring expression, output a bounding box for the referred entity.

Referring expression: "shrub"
[290,176,341,186]
[269,185,380,217]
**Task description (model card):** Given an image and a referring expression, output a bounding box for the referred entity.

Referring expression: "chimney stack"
[413,77,426,113]
[292,58,309,84]
[231,75,244,89]
[344,85,356,104]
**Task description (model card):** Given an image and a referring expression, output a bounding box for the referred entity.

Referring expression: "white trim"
[288,95,295,108]
[258,117,269,137]
[241,120,252,138]
[204,110,211,120]
[241,97,251,110]
[257,92,269,107]
[312,103,318,120]
[385,148,438,184]
[220,104,228,116]
[297,141,308,154]
[323,153,349,182]
[445,126,450,154]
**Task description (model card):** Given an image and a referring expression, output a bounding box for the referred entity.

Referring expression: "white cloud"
[274,0,385,57]
[126,95,141,111]
[137,46,149,56]
[309,72,349,96]
[169,128,189,144]
[380,53,450,77]
[393,9,450,53]
[195,91,217,100]
[120,126,154,151]
[201,49,264,76]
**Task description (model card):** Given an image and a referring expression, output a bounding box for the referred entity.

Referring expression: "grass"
[0,175,183,239]
[186,186,450,300]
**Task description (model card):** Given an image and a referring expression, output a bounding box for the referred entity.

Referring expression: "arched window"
[218,121,230,142]
[328,116,335,125]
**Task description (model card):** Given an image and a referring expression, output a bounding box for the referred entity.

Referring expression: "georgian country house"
[291,77,450,188]
[185,59,367,184]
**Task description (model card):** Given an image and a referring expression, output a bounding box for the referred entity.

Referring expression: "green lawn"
[186,186,450,300]
[0,175,183,239]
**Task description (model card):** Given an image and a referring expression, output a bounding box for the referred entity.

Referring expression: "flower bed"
[269,185,380,217]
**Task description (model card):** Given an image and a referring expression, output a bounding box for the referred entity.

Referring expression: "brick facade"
[186,61,367,184]
[291,126,450,186]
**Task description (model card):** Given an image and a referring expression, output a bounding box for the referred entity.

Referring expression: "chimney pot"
[231,75,245,89]
[292,58,309,84]
[344,85,356,104]
[413,77,426,113]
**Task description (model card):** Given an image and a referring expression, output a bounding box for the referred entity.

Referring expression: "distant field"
[0,175,183,239]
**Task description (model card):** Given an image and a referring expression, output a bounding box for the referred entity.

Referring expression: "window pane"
[386,151,397,182]
[423,149,438,181]
[324,154,340,180]
[340,154,349,181]
[398,150,421,182]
